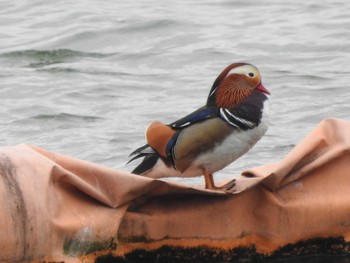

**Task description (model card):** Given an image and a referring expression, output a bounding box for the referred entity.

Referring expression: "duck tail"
[127,144,159,174]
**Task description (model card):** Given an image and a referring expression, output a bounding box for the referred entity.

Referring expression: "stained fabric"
[1,118,350,262]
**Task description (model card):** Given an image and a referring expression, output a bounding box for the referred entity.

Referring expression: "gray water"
[1,1,350,182]
[2,0,350,180]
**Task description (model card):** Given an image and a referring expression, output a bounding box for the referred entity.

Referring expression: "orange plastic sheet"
[1,118,350,262]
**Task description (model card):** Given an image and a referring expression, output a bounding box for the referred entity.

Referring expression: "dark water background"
[1,0,350,261]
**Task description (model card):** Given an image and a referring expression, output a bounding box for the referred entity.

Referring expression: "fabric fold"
[1,118,350,262]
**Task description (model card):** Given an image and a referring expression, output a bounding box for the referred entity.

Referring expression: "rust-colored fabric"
[1,118,350,262]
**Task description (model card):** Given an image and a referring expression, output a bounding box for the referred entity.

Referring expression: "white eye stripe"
[228,65,259,77]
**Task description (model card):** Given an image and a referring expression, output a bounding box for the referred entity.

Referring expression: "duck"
[128,62,270,192]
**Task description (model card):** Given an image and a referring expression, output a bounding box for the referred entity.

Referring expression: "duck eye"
[248,72,255,77]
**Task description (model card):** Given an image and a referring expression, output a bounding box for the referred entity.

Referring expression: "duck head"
[207,63,270,108]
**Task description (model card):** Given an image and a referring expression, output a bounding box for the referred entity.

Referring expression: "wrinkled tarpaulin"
[1,118,350,262]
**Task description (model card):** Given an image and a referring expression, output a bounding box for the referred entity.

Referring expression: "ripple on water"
[0,49,109,68]
[1,0,350,174]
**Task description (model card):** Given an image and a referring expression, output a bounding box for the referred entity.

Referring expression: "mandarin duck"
[128,63,270,192]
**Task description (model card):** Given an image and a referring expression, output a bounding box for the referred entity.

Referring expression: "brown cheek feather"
[146,121,176,158]
[246,75,260,87]
[215,75,252,108]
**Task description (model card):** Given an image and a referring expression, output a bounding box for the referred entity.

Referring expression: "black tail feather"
[128,144,151,157]
[128,144,160,174]
[131,153,159,175]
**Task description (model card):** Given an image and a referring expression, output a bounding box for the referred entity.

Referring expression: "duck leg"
[203,169,236,192]
[203,169,216,189]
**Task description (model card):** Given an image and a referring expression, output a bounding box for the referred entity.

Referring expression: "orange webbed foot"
[203,169,236,193]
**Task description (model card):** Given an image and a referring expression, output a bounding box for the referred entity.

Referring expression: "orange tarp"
[1,118,350,262]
